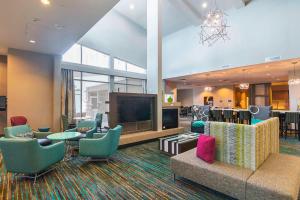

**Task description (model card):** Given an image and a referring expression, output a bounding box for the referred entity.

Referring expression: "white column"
[147,0,163,131]
[109,55,114,92]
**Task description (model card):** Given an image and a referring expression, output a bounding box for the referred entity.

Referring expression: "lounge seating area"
[1,0,300,199]
[172,118,300,200]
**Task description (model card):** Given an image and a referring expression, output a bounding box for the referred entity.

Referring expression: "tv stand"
[109,93,157,134]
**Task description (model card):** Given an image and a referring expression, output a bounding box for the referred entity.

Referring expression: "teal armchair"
[79,125,122,159]
[0,138,65,183]
[65,120,97,138]
[4,125,52,145]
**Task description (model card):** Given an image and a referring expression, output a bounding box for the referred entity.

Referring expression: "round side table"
[47,132,81,161]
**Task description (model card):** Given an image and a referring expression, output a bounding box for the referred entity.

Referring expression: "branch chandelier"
[199,1,230,46]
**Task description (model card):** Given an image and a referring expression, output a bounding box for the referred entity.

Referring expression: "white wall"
[162,0,300,79]
[177,89,193,106]
[193,86,235,108]
[80,10,147,68]
[7,49,54,130]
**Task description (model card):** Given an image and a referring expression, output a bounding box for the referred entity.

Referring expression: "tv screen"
[118,96,151,123]
[0,96,7,111]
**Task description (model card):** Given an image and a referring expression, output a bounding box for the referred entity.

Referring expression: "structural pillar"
[53,55,62,132]
[147,0,163,131]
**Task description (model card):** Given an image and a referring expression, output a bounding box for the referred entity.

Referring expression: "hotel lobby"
[0,0,300,199]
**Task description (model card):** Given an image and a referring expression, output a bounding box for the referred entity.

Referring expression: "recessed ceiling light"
[129,3,135,10]
[29,40,36,44]
[202,2,208,8]
[41,0,50,5]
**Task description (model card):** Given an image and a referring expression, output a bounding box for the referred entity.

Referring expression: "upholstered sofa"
[171,118,300,200]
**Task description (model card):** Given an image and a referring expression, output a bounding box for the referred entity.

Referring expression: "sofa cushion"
[171,148,253,200]
[246,153,300,200]
[196,135,215,164]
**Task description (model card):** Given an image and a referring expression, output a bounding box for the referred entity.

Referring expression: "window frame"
[73,71,110,118]
[113,57,146,74]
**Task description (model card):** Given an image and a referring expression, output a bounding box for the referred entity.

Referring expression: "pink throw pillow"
[196,134,215,164]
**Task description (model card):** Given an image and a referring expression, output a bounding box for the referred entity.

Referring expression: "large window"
[82,47,109,68]
[73,70,147,126]
[62,44,81,64]
[114,76,146,93]
[63,44,110,69]
[74,71,110,126]
[114,58,146,74]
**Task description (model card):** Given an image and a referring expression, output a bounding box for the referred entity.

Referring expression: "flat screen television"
[117,96,152,123]
[0,96,7,111]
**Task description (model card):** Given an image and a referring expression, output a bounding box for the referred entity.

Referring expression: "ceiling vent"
[265,56,281,62]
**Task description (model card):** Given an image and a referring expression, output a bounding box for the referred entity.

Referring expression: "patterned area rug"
[0,139,299,200]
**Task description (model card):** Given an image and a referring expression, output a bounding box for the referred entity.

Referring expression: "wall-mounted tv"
[0,96,7,111]
[117,96,152,123]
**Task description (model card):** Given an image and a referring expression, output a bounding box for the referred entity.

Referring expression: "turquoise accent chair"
[79,125,122,160]
[65,120,97,138]
[0,138,65,183]
[4,125,52,145]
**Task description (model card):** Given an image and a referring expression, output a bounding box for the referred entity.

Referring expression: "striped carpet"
[0,139,299,200]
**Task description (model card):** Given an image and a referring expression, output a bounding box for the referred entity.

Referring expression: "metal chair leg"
[34,174,37,185]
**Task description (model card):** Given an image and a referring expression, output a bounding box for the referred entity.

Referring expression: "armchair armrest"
[93,133,106,138]
[86,127,97,138]
[33,131,53,139]
[79,136,110,157]
[38,142,65,167]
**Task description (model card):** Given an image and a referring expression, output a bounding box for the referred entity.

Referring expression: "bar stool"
[238,110,251,124]
[271,111,284,137]
[284,112,300,140]
[223,110,234,123]
[212,110,223,122]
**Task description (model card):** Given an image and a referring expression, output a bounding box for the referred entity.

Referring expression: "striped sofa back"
[204,117,279,171]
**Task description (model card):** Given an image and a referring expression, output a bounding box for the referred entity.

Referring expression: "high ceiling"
[168,58,300,88]
[114,0,246,35]
[0,0,119,55]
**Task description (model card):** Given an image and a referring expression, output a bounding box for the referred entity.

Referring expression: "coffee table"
[47,132,81,161]
[159,132,200,155]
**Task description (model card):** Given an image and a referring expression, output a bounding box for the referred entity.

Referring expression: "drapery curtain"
[61,69,74,128]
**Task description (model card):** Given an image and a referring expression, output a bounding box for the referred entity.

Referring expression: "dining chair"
[284,112,300,140]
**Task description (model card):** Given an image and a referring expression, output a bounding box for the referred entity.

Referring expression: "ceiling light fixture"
[239,69,249,89]
[239,83,249,90]
[202,2,208,8]
[288,62,300,85]
[41,0,50,5]
[199,0,229,46]
[29,40,36,44]
[204,87,213,92]
[129,3,135,10]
